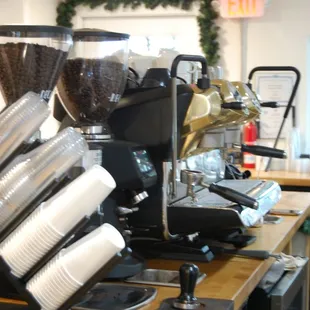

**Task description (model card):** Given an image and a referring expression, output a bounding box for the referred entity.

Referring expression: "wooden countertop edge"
[233,206,310,308]
[232,200,310,309]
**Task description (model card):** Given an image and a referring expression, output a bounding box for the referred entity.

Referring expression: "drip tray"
[125,269,206,287]
[160,298,233,310]
[72,283,157,310]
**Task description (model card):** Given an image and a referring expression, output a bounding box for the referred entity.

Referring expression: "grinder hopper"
[0,25,73,106]
[57,29,130,136]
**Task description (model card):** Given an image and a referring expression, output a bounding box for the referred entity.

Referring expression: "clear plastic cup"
[0,127,88,233]
[0,92,50,167]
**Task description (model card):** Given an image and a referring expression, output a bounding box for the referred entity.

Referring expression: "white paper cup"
[43,165,116,235]
[60,223,125,284]
[27,224,125,310]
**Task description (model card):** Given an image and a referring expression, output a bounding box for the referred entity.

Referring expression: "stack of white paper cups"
[27,223,125,310]
[0,165,116,278]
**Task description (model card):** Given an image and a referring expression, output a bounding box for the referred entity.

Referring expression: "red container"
[243,121,257,169]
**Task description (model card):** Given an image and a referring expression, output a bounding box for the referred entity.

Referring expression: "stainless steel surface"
[180,169,204,187]
[84,134,112,140]
[269,209,303,216]
[81,125,104,135]
[175,179,264,207]
[125,269,207,288]
[171,179,281,228]
[72,283,157,310]
[132,191,148,205]
[180,169,204,200]
[173,300,201,310]
[264,215,283,225]
[96,205,104,216]
[116,207,134,216]
[171,77,178,199]
[162,161,180,241]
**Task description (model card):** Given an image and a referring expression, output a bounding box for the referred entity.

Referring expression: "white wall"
[73,4,242,81]
[242,0,310,139]
[23,0,59,25]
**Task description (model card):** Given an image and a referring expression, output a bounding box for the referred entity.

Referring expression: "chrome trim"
[162,162,180,240]
[81,125,104,134]
[84,134,112,140]
[171,77,178,198]
[132,191,148,205]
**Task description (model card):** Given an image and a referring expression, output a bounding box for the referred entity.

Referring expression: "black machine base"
[130,228,256,262]
[159,298,234,310]
[130,238,215,262]
[106,255,146,279]
[212,229,257,248]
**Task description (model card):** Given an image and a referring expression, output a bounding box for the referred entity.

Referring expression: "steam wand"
[170,55,210,199]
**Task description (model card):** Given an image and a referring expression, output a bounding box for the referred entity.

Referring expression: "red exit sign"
[220,0,265,18]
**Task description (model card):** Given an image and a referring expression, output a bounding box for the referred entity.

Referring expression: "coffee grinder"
[57,29,158,278]
[0,25,73,161]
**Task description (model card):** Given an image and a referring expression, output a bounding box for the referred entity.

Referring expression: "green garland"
[56,0,220,65]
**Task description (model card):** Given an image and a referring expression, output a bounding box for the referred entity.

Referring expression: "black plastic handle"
[222,102,245,110]
[224,249,272,259]
[260,101,279,108]
[171,54,208,78]
[209,183,258,209]
[300,154,310,159]
[241,144,287,159]
[177,263,199,304]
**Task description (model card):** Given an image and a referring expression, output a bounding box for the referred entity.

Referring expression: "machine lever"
[180,169,258,209]
[211,247,280,260]
[260,101,279,108]
[236,144,287,159]
[221,102,246,110]
[206,183,258,209]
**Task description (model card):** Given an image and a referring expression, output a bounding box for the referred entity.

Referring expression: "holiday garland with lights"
[56,0,220,65]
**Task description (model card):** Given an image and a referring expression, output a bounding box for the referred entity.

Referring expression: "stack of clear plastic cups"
[0,165,116,278]
[27,223,125,310]
[0,127,88,234]
[0,92,50,168]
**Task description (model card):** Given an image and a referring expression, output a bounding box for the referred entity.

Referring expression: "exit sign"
[220,0,265,18]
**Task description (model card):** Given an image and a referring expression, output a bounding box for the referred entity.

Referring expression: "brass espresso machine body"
[108,55,284,261]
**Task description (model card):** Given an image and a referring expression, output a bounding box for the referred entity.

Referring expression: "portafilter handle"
[233,144,287,159]
[181,169,258,209]
[173,263,201,310]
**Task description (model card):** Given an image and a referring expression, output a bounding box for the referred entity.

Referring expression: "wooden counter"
[1,192,310,310]
[247,169,310,187]
[142,191,310,310]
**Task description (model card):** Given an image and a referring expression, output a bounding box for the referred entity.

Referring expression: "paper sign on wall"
[255,74,295,139]
[220,0,265,18]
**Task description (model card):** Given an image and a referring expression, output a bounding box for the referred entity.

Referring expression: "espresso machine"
[103,54,286,262]
[57,29,158,277]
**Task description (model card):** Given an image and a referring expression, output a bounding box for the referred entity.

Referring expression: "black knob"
[173,263,201,309]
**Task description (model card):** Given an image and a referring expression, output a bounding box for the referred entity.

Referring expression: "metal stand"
[247,66,301,172]
[0,181,128,309]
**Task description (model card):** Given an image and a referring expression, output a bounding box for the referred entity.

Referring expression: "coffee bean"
[60,58,127,123]
[0,43,68,105]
